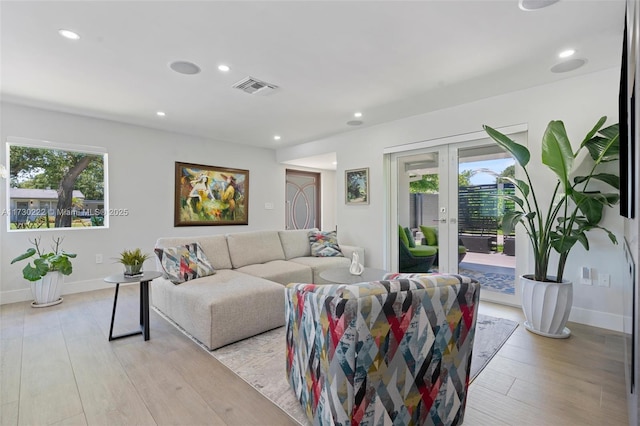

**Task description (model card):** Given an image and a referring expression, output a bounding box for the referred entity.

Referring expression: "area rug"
[154,309,518,425]
[459,262,516,295]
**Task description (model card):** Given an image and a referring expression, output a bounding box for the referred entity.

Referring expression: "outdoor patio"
[459,249,516,295]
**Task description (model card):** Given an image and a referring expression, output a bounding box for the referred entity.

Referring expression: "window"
[5,137,108,231]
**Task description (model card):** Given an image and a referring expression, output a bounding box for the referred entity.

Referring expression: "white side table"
[104,271,162,341]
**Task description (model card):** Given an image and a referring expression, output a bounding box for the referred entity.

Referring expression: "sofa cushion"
[420,225,438,246]
[227,231,286,268]
[151,269,285,350]
[154,242,215,284]
[156,235,232,270]
[236,260,313,285]
[278,228,318,260]
[404,227,415,248]
[398,225,410,247]
[289,256,351,284]
[308,230,343,257]
[408,245,437,257]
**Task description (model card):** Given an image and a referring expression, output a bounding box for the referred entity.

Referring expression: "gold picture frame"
[175,162,249,226]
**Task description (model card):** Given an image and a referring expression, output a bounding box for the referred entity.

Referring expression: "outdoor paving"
[463,251,515,268]
[461,251,516,295]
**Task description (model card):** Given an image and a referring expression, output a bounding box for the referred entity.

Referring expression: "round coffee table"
[319,267,388,284]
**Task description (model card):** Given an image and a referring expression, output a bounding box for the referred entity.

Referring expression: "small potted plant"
[11,236,76,307]
[115,248,150,277]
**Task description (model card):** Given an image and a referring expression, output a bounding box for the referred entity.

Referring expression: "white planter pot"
[521,274,572,338]
[124,264,143,276]
[30,271,64,308]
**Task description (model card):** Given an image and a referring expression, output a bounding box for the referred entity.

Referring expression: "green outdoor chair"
[398,226,437,272]
[419,225,467,265]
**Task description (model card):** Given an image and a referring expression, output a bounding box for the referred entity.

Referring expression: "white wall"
[322,170,337,232]
[278,68,626,330]
[0,103,289,303]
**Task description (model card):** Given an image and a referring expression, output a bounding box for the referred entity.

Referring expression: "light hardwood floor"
[0,286,628,426]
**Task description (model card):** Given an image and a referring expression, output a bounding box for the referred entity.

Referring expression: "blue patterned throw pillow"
[154,242,215,284]
[308,230,344,257]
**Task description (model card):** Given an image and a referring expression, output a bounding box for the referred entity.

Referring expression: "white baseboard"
[0,278,136,305]
[569,306,624,332]
[0,287,32,304]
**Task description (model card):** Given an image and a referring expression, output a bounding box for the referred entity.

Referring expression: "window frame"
[5,136,109,232]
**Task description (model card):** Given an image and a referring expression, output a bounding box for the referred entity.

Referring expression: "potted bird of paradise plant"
[483,116,619,338]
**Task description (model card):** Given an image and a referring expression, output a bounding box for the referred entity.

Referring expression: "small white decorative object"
[349,252,364,276]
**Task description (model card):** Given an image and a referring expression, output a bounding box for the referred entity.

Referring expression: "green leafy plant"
[11,236,76,281]
[483,116,619,283]
[115,248,150,266]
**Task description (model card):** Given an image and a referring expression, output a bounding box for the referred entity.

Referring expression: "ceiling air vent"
[232,76,279,95]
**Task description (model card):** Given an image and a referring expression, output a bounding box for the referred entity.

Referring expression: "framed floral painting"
[175,162,249,226]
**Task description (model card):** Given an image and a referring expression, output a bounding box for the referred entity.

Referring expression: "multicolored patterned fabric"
[154,242,215,284]
[308,230,344,257]
[285,274,480,426]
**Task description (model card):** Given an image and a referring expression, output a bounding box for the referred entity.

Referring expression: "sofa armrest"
[339,244,364,264]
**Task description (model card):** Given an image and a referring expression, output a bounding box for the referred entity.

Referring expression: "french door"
[387,128,525,306]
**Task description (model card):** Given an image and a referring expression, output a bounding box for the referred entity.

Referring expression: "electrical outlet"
[580,266,592,285]
[96,254,103,264]
[264,202,274,210]
[598,273,610,287]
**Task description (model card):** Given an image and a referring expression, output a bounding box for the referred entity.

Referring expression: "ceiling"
[0,1,626,170]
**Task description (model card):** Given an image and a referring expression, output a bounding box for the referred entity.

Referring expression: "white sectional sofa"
[152,229,364,350]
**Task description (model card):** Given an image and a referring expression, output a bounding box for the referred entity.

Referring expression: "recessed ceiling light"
[518,0,559,11]
[550,58,587,73]
[332,161,337,165]
[156,111,166,117]
[273,135,281,140]
[218,64,230,72]
[58,29,80,40]
[558,49,576,58]
[169,61,201,75]
[354,112,363,118]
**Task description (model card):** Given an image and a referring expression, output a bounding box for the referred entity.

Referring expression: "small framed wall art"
[175,162,249,226]
[345,167,369,205]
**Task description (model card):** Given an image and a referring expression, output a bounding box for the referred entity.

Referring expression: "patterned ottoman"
[285,273,480,426]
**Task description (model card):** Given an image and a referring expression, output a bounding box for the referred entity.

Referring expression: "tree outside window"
[6,139,107,230]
